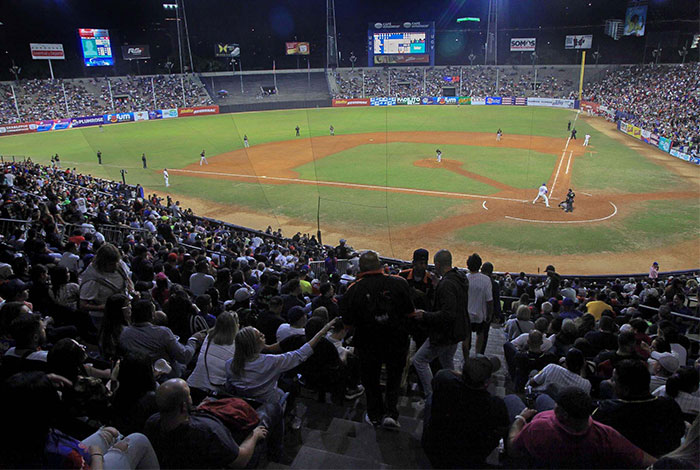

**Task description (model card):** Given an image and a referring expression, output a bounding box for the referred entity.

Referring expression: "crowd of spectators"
[583,63,700,155]
[332,65,577,100]
[0,75,214,124]
[0,160,698,469]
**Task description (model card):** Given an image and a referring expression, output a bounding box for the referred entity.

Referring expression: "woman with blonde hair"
[505,305,535,341]
[187,310,240,400]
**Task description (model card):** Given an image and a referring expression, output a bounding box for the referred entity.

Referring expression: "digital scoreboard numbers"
[79,29,114,67]
[373,33,426,55]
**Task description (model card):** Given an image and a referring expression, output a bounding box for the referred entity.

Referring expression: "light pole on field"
[592,50,601,67]
[678,42,688,64]
[468,53,476,66]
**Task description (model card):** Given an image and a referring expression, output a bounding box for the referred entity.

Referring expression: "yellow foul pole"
[578,50,586,101]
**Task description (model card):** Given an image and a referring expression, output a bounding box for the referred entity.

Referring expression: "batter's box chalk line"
[504,201,617,224]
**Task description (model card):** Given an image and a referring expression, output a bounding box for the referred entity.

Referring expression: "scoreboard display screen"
[373,32,426,55]
[368,22,434,67]
[79,28,114,67]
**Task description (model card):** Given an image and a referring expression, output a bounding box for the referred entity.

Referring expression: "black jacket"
[423,268,469,346]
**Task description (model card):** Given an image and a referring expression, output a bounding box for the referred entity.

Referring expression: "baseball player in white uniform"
[583,134,591,146]
[436,149,442,163]
[532,182,550,207]
[199,150,208,165]
[163,168,170,187]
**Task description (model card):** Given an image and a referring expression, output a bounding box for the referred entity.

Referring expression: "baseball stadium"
[0,1,699,469]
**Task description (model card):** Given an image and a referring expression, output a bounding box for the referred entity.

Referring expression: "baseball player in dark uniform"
[571,129,577,140]
[295,125,300,137]
[97,150,102,165]
[558,188,575,212]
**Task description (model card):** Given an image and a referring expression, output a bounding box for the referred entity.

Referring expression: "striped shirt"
[653,385,700,416]
[466,272,493,324]
[531,363,592,394]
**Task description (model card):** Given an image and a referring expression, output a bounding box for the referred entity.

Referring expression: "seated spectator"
[1,370,159,469]
[2,314,49,380]
[189,261,214,297]
[652,367,700,418]
[552,318,578,356]
[648,351,680,392]
[58,242,81,274]
[119,299,204,378]
[585,292,612,321]
[508,330,557,391]
[507,386,655,468]
[256,296,285,345]
[111,352,159,436]
[48,265,80,311]
[650,416,700,470]
[558,297,583,320]
[528,348,591,395]
[584,315,617,354]
[504,305,535,341]
[187,311,239,399]
[422,354,508,469]
[593,360,686,457]
[144,378,269,468]
[275,306,307,343]
[164,287,208,344]
[98,294,131,362]
[310,283,339,319]
[280,279,305,318]
[225,319,337,405]
[509,317,552,352]
[595,331,642,379]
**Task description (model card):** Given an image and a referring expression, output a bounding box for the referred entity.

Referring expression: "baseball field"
[1,105,698,274]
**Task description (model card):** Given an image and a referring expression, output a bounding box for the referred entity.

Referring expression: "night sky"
[0,0,697,79]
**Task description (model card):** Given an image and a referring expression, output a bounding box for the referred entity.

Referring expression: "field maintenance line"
[170,168,530,203]
[565,150,573,174]
[551,110,580,196]
[504,201,618,224]
[581,191,593,197]
[482,201,489,211]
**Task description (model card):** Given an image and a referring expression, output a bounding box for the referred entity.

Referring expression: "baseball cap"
[562,297,575,307]
[412,248,429,263]
[234,288,251,303]
[155,272,168,281]
[545,265,556,273]
[650,351,680,374]
[167,253,178,262]
[339,239,346,244]
[554,387,594,420]
[0,278,32,299]
[462,354,501,386]
[287,306,306,324]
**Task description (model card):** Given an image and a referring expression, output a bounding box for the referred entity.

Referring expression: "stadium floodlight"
[457,17,480,23]
[163,3,178,9]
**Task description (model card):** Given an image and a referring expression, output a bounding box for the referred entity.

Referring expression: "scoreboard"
[368,22,434,67]
[79,28,114,67]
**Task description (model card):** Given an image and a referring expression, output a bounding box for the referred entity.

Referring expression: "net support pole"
[362,69,365,98]
[578,50,586,101]
[181,74,186,107]
[459,66,463,96]
[423,68,426,95]
[48,59,54,80]
[151,76,157,109]
[239,58,244,94]
[316,195,322,246]
[108,78,115,111]
[62,82,69,115]
[10,84,21,121]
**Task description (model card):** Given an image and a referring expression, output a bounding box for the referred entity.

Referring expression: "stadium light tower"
[484,0,498,65]
[326,0,339,69]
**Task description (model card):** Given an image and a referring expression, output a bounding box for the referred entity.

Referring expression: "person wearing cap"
[412,249,469,399]
[593,359,685,457]
[649,261,659,280]
[508,386,656,468]
[648,351,680,394]
[399,248,437,346]
[340,250,415,429]
[275,306,307,343]
[256,296,286,346]
[528,347,591,395]
[422,354,508,468]
[335,239,351,260]
[558,297,583,320]
[466,253,492,355]
[543,265,560,299]
[311,282,339,319]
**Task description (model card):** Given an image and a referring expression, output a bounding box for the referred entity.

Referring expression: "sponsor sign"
[581,101,600,113]
[632,126,641,139]
[514,97,527,106]
[370,97,396,106]
[650,133,659,146]
[53,119,71,130]
[420,97,434,105]
[285,42,310,55]
[658,137,671,152]
[332,98,370,107]
[30,43,65,60]
[510,38,536,52]
[640,129,652,143]
[37,120,55,132]
[121,45,151,60]
[215,43,240,58]
[133,111,149,121]
[161,108,178,119]
[500,97,513,106]
[71,115,105,128]
[458,97,471,105]
[485,97,502,105]
[623,5,647,37]
[527,97,575,109]
[396,97,421,105]
[374,54,430,65]
[0,122,38,135]
[471,97,486,106]
[104,113,134,124]
[177,105,220,117]
[670,149,691,162]
[565,35,592,50]
[148,110,162,120]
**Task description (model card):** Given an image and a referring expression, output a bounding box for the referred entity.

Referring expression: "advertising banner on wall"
[121,45,151,60]
[565,35,592,50]
[332,98,370,107]
[71,115,105,128]
[30,43,65,60]
[514,97,527,106]
[510,38,536,52]
[632,126,641,139]
[215,44,240,57]
[658,137,671,152]
[285,42,310,55]
[37,120,55,132]
[104,113,134,124]
[161,108,178,119]
[471,97,486,105]
[458,97,471,105]
[0,122,38,135]
[177,105,220,117]
[396,97,421,105]
[527,97,575,109]
[370,97,397,106]
[133,111,149,121]
[485,97,502,105]
[623,5,647,37]
[650,133,659,146]
[374,55,430,65]
[500,97,513,106]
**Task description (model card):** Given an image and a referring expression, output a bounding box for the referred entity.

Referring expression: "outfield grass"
[454,199,700,255]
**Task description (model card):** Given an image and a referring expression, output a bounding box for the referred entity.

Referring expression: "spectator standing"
[466,253,493,354]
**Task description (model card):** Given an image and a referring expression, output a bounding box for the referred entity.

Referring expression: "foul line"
[551,110,580,197]
[504,201,618,224]
[170,168,529,203]
[565,150,573,174]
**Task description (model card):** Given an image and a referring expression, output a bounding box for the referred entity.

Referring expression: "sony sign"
[510,38,536,52]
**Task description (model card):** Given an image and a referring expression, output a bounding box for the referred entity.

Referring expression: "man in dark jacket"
[340,250,415,429]
[412,249,469,398]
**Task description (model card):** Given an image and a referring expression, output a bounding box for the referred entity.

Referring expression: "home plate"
[261,176,267,178]
[369,138,374,141]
